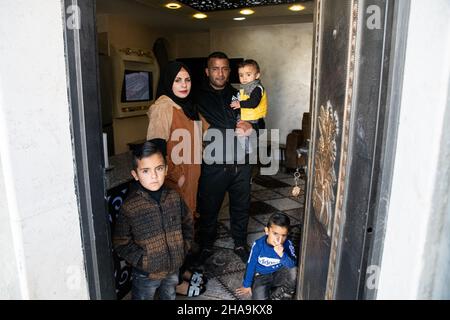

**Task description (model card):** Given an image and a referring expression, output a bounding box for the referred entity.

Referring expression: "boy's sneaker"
[233,245,250,263]
[270,286,294,300]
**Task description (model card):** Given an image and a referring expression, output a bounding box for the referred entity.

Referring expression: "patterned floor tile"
[273,187,305,204]
[293,196,305,204]
[251,183,267,191]
[250,201,278,216]
[271,171,294,180]
[251,213,277,226]
[276,178,297,186]
[264,198,302,211]
[247,232,266,247]
[284,213,301,225]
[217,271,248,301]
[203,248,246,279]
[284,208,304,225]
[214,236,235,250]
[253,175,290,189]
[273,186,301,197]
[221,216,265,234]
[252,189,285,201]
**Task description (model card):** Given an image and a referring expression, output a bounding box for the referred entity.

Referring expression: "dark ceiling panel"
[178,0,311,12]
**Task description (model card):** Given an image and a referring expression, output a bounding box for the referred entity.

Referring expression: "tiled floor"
[177,167,306,301]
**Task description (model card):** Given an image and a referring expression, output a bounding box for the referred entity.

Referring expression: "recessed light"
[193,13,208,19]
[239,9,255,15]
[165,3,181,9]
[233,17,246,21]
[289,4,306,11]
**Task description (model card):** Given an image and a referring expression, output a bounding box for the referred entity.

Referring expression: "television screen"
[121,70,153,102]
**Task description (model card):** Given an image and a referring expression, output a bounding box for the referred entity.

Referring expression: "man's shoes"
[234,245,250,263]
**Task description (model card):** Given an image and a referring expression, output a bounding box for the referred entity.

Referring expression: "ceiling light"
[165,3,181,9]
[239,9,255,15]
[193,13,208,19]
[289,4,306,11]
[233,17,246,21]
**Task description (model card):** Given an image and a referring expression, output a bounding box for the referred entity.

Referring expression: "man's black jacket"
[194,80,239,130]
[194,80,252,164]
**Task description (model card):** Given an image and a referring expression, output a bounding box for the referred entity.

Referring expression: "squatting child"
[236,212,298,300]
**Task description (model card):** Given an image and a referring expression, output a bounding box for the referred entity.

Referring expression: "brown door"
[297,0,400,300]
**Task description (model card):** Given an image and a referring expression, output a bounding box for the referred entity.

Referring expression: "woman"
[146,61,207,297]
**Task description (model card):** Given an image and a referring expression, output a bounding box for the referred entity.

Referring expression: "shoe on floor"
[270,286,294,300]
[234,245,250,263]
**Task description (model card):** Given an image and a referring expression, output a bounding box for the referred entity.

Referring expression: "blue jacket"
[243,235,297,288]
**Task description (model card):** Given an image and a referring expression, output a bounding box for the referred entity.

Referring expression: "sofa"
[285,112,310,171]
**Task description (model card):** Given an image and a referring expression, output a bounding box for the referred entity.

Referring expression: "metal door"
[297,0,402,300]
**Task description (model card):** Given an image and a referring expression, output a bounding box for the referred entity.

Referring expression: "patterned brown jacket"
[113,184,193,280]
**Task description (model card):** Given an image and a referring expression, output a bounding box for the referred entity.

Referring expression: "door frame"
[359,0,411,300]
[297,0,410,300]
[63,0,116,299]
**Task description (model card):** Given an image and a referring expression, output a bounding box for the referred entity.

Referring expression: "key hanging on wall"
[291,169,302,197]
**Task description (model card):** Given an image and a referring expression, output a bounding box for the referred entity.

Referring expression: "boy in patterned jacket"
[113,141,193,300]
[236,212,298,300]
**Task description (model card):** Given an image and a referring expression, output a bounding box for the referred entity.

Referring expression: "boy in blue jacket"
[236,212,298,300]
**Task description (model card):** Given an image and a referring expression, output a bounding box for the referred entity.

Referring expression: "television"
[121,70,153,103]
[111,46,159,118]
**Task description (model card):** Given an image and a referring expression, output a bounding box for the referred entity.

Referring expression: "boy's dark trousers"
[197,163,252,249]
[131,268,179,300]
[252,267,298,300]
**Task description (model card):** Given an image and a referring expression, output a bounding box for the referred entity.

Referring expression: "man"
[195,52,254,264]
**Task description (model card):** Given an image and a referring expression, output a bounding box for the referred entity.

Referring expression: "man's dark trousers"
[197,163,252,249]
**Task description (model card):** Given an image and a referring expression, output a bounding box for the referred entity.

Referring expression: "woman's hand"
[236,286,252,297]
[236,121,253,137]
[178,175,186,188]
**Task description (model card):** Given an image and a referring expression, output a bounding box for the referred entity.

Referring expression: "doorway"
[64,0,404,300]
[94,0,314,300]
[298,0,408,300]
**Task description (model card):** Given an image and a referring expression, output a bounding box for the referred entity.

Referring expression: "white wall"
[377,0,450,299]
[0,1,89,299]
[0,156,21,299]
[210,23,313,144]
[175,32,210,58]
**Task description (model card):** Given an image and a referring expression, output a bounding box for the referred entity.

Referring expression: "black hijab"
[156,61,199,120]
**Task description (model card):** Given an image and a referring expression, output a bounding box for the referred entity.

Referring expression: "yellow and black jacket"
[239,80,268,121]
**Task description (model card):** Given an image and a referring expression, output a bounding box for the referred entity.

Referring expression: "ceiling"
[177,0,311,12]
[96,0,314,32]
